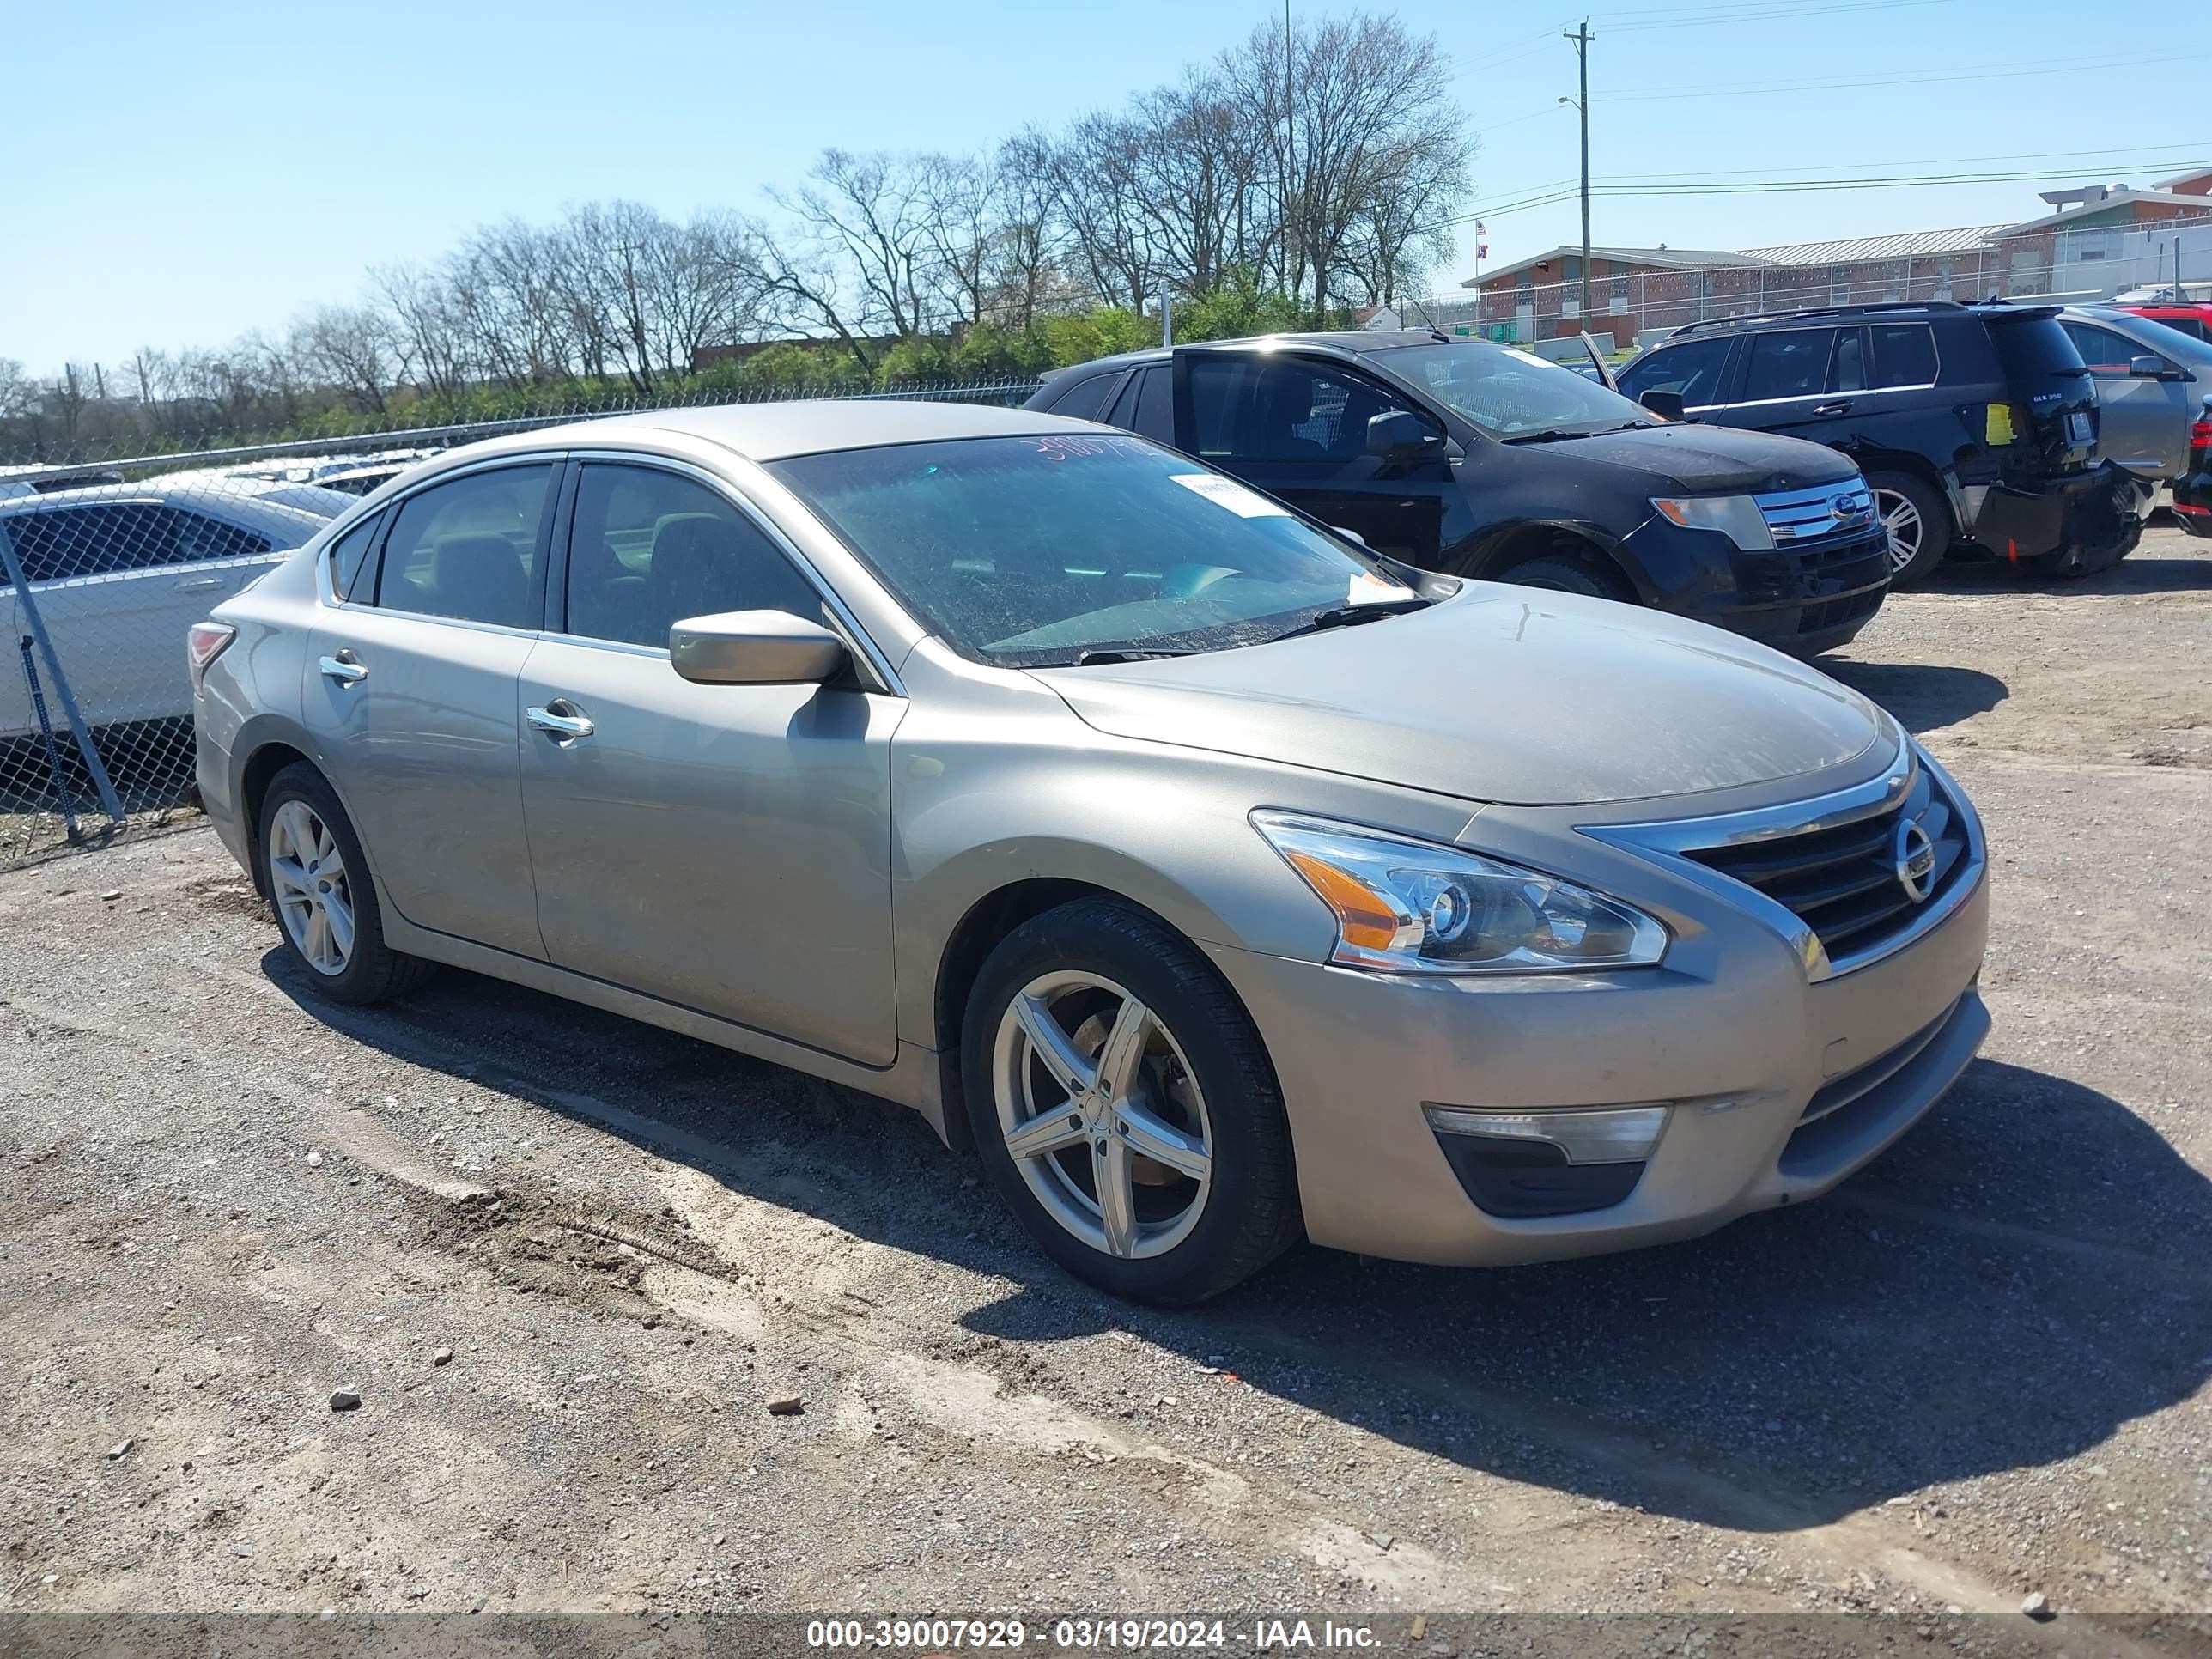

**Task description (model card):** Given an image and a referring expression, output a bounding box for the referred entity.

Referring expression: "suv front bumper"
[1623,518,1891,656]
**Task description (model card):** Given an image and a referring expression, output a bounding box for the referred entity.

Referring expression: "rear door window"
[1117,366,1173,444]
[374,464,555,629]
[1741,329,1839,402]
[1,503,181,581]
[1869,323,1939,388]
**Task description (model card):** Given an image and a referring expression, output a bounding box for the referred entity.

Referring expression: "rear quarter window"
[1042,371,1123,423]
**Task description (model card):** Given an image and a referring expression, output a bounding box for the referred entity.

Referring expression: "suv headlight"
[1253,812,1668,975]
[1651,495,1773,550]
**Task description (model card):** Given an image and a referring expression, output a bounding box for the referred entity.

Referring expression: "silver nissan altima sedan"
[190,400,1990,1304]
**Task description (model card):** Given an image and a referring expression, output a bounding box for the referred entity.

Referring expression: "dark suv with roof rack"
[1028,331,1892,658]
[1617,301,2145,585]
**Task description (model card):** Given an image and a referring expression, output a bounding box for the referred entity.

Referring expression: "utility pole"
[1285,0,1297,313]
[1565,20,1594,327]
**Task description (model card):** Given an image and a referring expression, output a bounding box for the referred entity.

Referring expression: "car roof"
[0,476,332,531]
[1038,330,1495,381]
[447,398,1109,467]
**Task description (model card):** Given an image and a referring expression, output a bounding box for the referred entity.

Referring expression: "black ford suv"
[1616,301,2143,584]
[1027,332,1891,657]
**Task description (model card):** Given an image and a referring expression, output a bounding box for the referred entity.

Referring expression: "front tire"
[1494,554,1621,599]
[257,763,433,1006]
[1869,471,1951,586]
[962,899,1301,1304]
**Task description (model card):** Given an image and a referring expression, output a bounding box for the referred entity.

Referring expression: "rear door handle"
[319,653,368,685]
[526,702,595,743]
[175,576,223,592]
[1812,400,1854,416]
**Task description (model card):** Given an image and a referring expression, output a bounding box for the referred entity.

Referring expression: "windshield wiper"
[1265,598,1431,642]
[1068,644,1200,666]
[1502,422,1644,445]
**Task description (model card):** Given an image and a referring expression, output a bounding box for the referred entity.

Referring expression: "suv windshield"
[769,433,1417,667]
[1375,343,1656,441]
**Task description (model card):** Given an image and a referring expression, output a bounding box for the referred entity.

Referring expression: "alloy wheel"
[268,799,355,976]
[991,970,1214,1261]
[1875,486,1923,574]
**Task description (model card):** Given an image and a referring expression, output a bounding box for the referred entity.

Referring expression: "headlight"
[1650,495,1773,550]
[1253,812,1668,975]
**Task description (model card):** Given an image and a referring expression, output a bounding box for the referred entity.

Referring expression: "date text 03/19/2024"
[801,1620,1380,1650]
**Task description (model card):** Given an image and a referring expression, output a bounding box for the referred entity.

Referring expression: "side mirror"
[1365,409,1444,461]
[1332,525,1370,548]
[1638,388,1687,422]
[2128,354,2172,380]
[669,610,847,685]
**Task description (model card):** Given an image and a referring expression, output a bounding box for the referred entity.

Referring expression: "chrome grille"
[1754,481,1877,548]
[1680,763,1972,967]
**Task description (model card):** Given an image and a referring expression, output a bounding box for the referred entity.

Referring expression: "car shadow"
[1916,553,2212,595]
[1816,659,2007,737]
[261,949,2212,1535]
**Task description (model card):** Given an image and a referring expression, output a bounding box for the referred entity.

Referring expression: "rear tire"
[961,898,1301,1304]
[257,763,434,1006]
[1869,471,1951,587]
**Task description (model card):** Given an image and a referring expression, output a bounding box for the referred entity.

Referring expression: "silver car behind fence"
[0,380,1042,863]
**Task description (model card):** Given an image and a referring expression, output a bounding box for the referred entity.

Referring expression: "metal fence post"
[0,519,127,825]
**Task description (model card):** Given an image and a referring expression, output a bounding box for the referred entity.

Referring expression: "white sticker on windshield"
[1169,472,1291,517]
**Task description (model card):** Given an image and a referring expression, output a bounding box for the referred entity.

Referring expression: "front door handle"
[1811,400,1854,416]
[175,575,224,592]
[318,653,368,685]
[526,702,595,744]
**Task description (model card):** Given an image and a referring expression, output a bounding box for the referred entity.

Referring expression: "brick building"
[1449,167,2212,345]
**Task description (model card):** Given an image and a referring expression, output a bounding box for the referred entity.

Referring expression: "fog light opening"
[1422,1103,1668,1164]
[1424,1103,1669,1220]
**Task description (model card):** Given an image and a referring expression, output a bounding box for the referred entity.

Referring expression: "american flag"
[1475,221,1489,260]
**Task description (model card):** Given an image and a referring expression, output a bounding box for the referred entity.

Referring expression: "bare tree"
[293,306,404,414]
[1128,71,1270,295]
[1034,115,1161,312]
[1232,14,1474,313]
[985,137,1065,330]
[374,264,474,404]
[775,150,945,341]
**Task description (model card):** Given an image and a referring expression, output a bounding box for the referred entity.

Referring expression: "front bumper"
[1203,768,1990,1268]
[2174,467,2212,538]
[1624,517,1890,657]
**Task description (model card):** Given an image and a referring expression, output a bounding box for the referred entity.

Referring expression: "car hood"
[1547,423,1863,493]
[1032,587,1887,806]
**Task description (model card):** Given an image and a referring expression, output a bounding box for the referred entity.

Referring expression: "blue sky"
[6,0,2206,374]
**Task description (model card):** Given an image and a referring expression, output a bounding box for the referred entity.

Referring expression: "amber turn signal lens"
[1281,848,1407,952]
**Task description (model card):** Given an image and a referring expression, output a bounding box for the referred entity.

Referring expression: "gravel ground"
[0,526,2207,1638]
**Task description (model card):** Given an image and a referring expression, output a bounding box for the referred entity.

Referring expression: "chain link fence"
[0,377,1040,866]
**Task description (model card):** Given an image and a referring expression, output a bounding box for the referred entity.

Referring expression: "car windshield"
[2101,312,2212,366]
[1374,343,1656,441]
[769,433,1419,667]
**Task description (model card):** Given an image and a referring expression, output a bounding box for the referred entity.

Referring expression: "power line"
[1594,49,2206,102]
[1430,158,2212,231]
